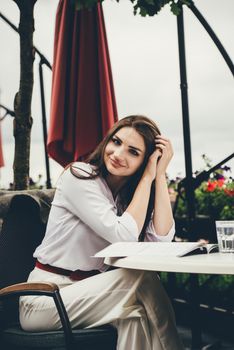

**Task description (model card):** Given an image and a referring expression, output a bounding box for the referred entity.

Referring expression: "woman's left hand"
[155,135,173,177]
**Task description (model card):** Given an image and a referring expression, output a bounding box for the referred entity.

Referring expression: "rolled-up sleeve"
[144,219,175,242]
[60,168,139,243]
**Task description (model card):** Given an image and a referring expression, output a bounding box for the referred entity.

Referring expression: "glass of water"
[215,221,234,253]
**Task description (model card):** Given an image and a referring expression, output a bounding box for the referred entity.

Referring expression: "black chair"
[0,191,117,350]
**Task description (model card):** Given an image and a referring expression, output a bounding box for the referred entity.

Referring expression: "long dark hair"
[70,115,161,241]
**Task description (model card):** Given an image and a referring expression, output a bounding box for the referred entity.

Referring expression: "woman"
[20,115,184,350]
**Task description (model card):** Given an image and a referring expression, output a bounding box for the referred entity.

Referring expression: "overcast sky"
[0,0,233,188]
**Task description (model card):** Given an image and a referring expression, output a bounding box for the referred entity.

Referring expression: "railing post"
[177,5,202,348]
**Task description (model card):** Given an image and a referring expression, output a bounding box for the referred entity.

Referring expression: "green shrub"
[169,155,234,220]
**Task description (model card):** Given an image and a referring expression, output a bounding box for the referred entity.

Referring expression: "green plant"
[169,155,234,220]
[73,0,191,16]
[161,272,234,307]
[196,181,234,220]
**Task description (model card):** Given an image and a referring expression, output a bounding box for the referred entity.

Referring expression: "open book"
[94,242,219,258]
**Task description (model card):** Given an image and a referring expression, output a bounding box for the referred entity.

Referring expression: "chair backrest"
[0,190,55,326]
[0,190,118,350]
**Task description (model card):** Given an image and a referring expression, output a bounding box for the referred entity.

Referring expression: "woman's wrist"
[155,172,167,182]
[141,174,154,184]
[141,172,154,184]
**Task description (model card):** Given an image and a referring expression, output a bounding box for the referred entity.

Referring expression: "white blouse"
[34,162,175,272]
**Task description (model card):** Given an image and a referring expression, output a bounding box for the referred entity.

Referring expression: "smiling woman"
[0,0,234,189]
[19,115,184,350]
[104,127,146,178]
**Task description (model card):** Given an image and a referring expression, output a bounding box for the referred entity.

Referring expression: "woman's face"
[104,127,146,178]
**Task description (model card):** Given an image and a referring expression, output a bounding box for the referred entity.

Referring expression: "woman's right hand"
[142,149,162,182]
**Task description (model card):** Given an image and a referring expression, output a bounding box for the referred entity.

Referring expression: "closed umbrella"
[47,0,118,167]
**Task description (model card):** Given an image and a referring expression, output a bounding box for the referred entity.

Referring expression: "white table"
[105,252,234,275]
[105,252,234,349]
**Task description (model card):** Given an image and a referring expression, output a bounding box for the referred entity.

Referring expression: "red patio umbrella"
[47,0,118,167]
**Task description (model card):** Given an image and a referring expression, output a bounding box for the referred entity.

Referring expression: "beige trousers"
[19,267,184,350]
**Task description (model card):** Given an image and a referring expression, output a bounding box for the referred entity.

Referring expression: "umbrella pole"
[176,6,195,226]
[39,60,52,189]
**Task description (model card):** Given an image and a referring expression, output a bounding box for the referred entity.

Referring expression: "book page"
[94,242,203,258]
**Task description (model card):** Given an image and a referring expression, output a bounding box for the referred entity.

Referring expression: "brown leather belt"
[35,260,100,281]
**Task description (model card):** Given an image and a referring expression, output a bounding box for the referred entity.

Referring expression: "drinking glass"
[215,221,234,253]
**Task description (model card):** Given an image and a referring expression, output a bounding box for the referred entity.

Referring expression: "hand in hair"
[142,148,162,182]
[154,135,173,177]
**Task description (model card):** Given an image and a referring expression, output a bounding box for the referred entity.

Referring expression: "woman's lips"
[109,158,124,168]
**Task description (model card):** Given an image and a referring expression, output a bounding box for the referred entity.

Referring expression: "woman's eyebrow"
[129,145,143,153]
[114,134,144,153]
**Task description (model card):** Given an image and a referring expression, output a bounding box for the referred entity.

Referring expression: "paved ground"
[178,325,234,350]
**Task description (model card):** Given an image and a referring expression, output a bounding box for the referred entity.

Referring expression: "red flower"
[224,189,234,197]
[207,180,217,192]
[217,179,225,188]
